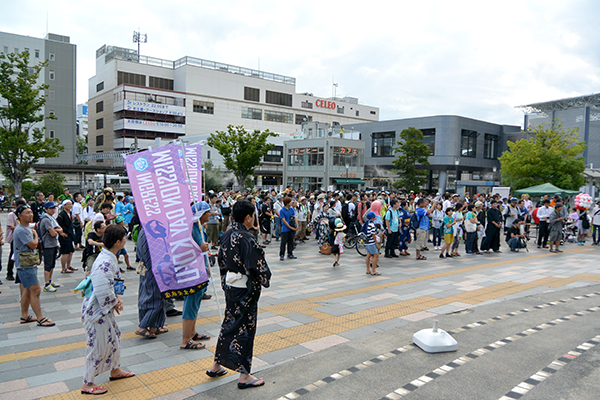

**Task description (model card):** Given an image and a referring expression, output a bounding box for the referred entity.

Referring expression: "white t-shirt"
[72,202,83,221]
[442,200,453,212]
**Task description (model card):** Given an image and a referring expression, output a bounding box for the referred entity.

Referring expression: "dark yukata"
[215,222,271,374]
[480,207,502,251]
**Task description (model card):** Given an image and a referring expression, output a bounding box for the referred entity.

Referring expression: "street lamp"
[492,166,497,184]
[454,157,460,193]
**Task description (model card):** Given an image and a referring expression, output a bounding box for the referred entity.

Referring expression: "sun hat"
[335,220,346,231]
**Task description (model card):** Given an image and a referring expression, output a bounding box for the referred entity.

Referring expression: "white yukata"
[82,248,122,385]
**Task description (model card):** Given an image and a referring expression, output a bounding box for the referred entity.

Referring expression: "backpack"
[581,213,590,230]
[341,202,350,223]
[131,224,141,243]
[409,211,424,231]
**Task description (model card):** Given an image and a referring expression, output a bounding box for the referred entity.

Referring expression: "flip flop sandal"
[61,270,73,274]
[371,272,382,276]
[37,317,55,327]
[109,371,136,381]
[134,329,147,336]
[366,272,372,275]
[192,333,211,341]
[180,340,205,350]
[20,315,37,324]
[416,256,427,260]
[238,378,265,389]
[81,386,108,395]
[156,327,169,334]
[69,267,78,271]
[206,367,228,377]
[145,331,157,339]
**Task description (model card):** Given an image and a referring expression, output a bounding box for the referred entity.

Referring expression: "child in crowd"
[440,208,455,259]
[331,219,346,267]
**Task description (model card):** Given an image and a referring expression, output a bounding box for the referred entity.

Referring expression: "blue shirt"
[122,203,134,224]
[115,201,124,216]
[385,208,400,232]
[279,206,295,233]
[416,207,429,231]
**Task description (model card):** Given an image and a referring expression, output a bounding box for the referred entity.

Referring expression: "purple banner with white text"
[124,144,208,298]
[181,143,203,203]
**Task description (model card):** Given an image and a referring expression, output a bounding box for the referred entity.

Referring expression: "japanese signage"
[115,99,186,116]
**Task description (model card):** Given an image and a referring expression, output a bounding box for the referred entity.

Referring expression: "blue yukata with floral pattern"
[81,248,122,385]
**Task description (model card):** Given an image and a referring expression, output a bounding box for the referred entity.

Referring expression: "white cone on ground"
[413,320,458,353]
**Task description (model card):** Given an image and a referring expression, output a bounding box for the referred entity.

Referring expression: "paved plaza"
[1,215,600,399]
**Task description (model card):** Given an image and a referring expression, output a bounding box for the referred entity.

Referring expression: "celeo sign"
[315,99,336,109]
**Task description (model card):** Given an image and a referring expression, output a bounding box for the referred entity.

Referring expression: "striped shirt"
[364,220,377,245]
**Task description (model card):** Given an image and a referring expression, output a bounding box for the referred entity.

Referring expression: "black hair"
[117,195,124,201]
[232,200,255,223]
[209,193,217,200]
[454,203,463,211]
[446,207,454,214]
[74,192,82,199]
[467,204,474,211]
[400,201,407,208]
[554,202,564,209]
[416,198,426,207]
[102,225,127,249]
[15,198,27,207]
[93,220,105,232]
[543,199,550,204]
[390,199,398,207]
[101,202,112,210]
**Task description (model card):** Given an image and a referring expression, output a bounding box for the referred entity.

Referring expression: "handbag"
[320,242,332,255]
[19,251,40,267]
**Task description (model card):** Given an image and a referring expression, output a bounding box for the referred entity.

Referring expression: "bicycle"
[344,221,361,250]
[355,229,387,257]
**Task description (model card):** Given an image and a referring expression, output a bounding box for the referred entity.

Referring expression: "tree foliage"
[36,172,66,198]
[206,125,277,187]
[499,121,586,191]
[391,127,431,192]
[0,51,64,197]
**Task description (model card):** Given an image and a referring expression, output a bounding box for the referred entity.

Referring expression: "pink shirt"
[5,211,17,243]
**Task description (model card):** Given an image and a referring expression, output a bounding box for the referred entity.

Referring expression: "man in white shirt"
[272,194,283,241]
[82,198,96,228]
[536,199,552,248]
[333,193,342,215]
[442,193,453,212]
[72,192,84,250]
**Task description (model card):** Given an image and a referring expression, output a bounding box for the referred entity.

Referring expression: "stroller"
[563,220,577,244]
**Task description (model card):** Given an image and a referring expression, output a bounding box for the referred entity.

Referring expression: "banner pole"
[178,140,223,323]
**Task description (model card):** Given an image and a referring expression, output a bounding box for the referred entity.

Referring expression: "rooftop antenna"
[133,29,147,62]
[332,80,338,100]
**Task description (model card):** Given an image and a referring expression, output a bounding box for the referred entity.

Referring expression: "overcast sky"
[3,0,600,127]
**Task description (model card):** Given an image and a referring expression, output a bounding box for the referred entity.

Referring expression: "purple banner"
[124,144,208,298]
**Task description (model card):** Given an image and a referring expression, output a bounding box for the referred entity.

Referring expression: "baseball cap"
[115,216,125,224]
[43,201,56,209]
[366,211,376,220]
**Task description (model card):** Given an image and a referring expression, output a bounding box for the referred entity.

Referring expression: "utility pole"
[133,30,147,62]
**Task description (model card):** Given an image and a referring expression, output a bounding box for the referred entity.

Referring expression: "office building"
[0,31,77,164]
[86,44,379,186]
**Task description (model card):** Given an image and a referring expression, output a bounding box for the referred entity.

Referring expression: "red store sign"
[315,99,336,109]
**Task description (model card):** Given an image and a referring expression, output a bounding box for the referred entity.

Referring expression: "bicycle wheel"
[356,240,367,256]
[344,234,358,249]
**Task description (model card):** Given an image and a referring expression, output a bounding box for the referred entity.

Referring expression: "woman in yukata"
[81,225,135,395]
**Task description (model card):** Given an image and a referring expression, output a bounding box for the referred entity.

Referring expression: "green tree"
[0,51,64,197]
[76,135,88,164]
[499,121,586,190]
[207,125,277,187]
[36,172,66,198]
[391,127,431,192]
[203,159,222,193]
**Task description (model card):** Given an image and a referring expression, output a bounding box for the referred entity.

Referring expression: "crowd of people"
[0,184,598,394]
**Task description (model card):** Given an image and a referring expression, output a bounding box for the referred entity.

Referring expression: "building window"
[264,110,293,124]
[149,76,174,90]
[461,129,478,158]
[207,150,211,160]
[14,48,18,53]
[96,135,104,146]
[241,106,262,120]
[421,128,435,156]
[96,118,104,130]
[301,101,313,109]
[193,100,214,114]
[49,70,55,80]
[96,81,104,92]
[97,151,103,163]
[49,110,55,117]
[295,114,312,125]
[356,110,360,116]
[48,90,55,100]
[372,131,395,157]
[49,52,55,61]
[370,110,376,115]
[35,49,40,58]
[332,147,364,168]
[484,134,499,159]
[265,90,292,107]
[49,130,55,138]
[117,71,146,86]
[244,87,260,102]
[96,101,104,113]
[3,46,8,54]
[336,106,344,114]
[24,48,29,54]
[264,146,283,162]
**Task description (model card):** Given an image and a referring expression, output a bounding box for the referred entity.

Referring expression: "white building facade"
[87,45,379,186]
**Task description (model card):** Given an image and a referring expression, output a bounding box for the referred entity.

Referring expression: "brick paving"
[0,219,599,399]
